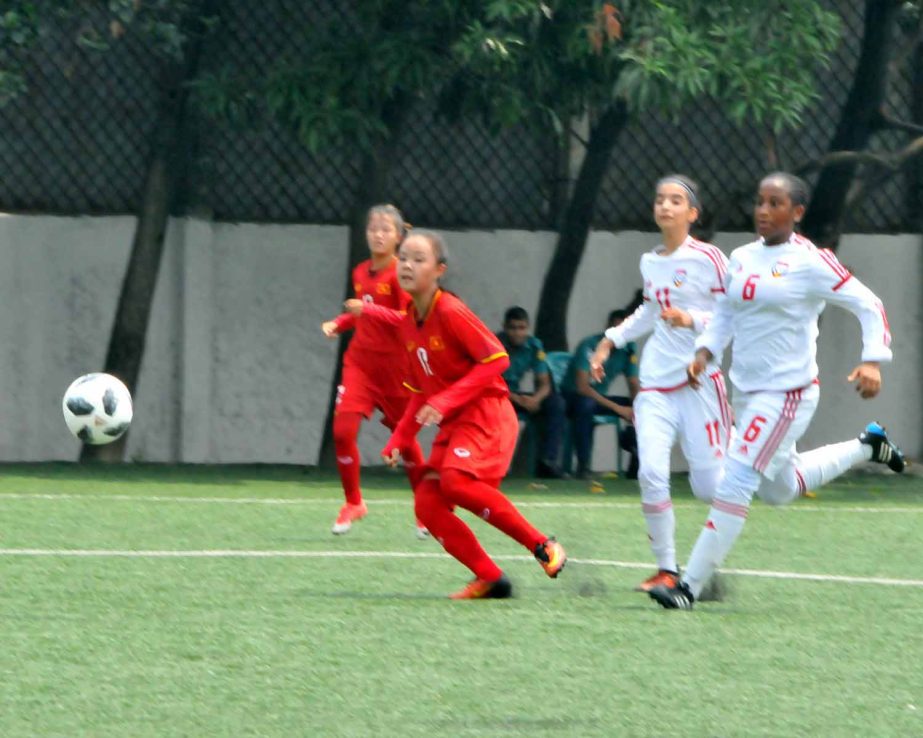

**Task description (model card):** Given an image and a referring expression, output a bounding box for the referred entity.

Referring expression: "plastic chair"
[545,351,624,475]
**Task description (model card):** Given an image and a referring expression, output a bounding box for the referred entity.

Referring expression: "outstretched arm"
[606,300,657,347]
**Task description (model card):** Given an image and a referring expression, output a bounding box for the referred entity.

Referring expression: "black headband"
[657,177,699,208]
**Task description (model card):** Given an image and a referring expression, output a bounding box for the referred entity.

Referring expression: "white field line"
[0,548,921,588]
[0,492,919,515]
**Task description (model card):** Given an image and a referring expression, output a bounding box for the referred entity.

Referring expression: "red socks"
[401,439,426,490]
[440,469,546,551]
[333,412,363,505]
[414,477,503,582]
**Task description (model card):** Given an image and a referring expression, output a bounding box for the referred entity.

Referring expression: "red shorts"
[426,396,517,481]
[336,354,410,428]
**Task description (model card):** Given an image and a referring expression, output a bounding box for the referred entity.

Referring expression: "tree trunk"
[800,0,899,249]
[316,98,408,468]
[908,38,923,231]
[80,2,216,462]
[535,101,628,351]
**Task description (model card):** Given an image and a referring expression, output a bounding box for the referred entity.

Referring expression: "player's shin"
[682,460,756,597]
[414,478,503,582]
[440,469,545,550]
[333,412,364,504]
[796,439,869,491]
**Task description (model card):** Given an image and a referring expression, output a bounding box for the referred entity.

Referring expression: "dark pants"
[564,392,638,475]
[515,392,567,469]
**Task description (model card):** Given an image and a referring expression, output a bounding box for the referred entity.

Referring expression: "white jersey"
[606,236,728,389]
[696,233,892,393]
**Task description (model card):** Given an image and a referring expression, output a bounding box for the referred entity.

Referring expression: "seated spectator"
[497,306,567,479]
[562,309,640,479]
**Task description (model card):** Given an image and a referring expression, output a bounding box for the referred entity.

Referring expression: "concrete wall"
[1,213,919,466]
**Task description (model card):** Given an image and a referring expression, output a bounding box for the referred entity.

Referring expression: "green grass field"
[0,464,921,737]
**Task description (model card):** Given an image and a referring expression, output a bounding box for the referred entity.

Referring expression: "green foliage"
[0,3,41,106]
[196,1,548,151]
[613,1,841,130]
[0,0,214,107]
[471,0,842,136]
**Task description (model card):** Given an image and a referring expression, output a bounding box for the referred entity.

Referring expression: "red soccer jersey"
[333,257,410,357]
[400,291,509,418]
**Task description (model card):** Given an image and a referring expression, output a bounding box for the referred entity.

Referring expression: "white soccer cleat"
[415,521,431,540]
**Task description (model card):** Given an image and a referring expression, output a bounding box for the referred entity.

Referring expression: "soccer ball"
[62,373,133,444]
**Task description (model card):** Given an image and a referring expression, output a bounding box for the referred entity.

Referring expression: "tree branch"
[845,135,923,207]
[568,126,589,148]
[796,133,923,177]
[874,110,923,136]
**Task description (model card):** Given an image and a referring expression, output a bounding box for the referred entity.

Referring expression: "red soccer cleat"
[635,569,680,593]
[331,501,368,535]
[448,574,513,600]
[534,537,567,578]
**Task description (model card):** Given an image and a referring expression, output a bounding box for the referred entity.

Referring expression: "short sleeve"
[531,337,549,375]
[574,338,593,372]
[624,343,640,378]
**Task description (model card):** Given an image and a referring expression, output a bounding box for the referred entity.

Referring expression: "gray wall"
[1,213,919,467]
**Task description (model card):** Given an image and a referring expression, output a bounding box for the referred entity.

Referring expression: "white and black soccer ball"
[62,373,133,445]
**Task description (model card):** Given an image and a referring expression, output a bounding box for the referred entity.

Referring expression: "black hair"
[404,229,449,265]
[607,308,628,326]
[367,203,408,235]
[504,306,530,324]
[656,173,701,209]
[761,172,810,207]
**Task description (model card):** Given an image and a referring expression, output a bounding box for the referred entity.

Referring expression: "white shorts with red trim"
[728,383,820,480]
[635,370,732,476]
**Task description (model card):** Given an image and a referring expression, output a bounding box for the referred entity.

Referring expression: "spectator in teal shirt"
[562,309,640,479]
[497,306,567,479]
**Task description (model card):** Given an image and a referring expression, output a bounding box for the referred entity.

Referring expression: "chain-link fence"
[0,1,919,232]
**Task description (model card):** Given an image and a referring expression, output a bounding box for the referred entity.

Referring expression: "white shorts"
[634,370,732,472]
[728,382,820,480]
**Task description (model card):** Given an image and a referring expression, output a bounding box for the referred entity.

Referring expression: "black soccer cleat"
[649,580,695,610]
[859,422,906,473]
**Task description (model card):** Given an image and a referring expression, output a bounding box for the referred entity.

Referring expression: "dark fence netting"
[1,0,919,233]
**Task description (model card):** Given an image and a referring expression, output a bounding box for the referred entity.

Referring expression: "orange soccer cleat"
[635,569,680,593]
[330,501,368,535]
[534,537,567,578]
[449,574,513,600]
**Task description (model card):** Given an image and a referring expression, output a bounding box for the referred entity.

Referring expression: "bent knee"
[689,467,722,504]
[638,466,670,502]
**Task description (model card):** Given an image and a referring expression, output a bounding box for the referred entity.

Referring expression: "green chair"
[545,351,624,476]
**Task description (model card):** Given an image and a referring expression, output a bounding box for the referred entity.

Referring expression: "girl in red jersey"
[321,204,427,537]
[379,229,567,599]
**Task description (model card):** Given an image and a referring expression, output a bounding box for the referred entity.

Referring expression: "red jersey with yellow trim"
[333,257,410,356]
[400,291,509,409]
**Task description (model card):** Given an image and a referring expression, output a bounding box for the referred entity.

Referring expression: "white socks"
[643,504,677,573]
[796,439,870,491]
[683,507,747,598]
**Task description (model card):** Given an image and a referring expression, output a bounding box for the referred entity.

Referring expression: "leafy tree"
[504,2,843,350]
[799,0,923,248]
[197,1,549,466]
[1,1,219,462]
